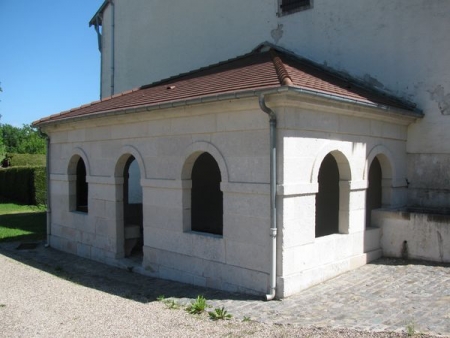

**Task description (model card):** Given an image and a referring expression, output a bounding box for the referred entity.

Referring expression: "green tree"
[0,115,5,159]
[0,123,46,155]
[0,134,5,159]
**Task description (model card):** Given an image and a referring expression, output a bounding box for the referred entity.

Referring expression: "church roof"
[33,44,421,126]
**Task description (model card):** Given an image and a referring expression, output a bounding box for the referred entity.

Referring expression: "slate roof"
[33,44,420,126]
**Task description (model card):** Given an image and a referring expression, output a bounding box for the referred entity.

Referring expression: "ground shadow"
[0,212,46,243]
[0,242,262,305]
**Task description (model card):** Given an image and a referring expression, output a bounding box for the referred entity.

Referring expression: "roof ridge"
[270,49,293,86]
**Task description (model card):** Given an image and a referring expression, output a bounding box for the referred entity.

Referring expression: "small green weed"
[406,321,416,336]
[186,295,208,314]
[157,295,180,309]
[209,306,232,320]
[242,316,251,322]
[0,304,6,308]
[164,299,180,309]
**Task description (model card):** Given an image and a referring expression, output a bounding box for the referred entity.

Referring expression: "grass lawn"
[0,201,46,242]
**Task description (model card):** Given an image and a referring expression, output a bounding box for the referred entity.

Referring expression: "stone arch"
[364,144,395,182]
[114,145,146,179]
[191,153,223,235]
[67,147,91,176]
[310,144,352,183]
[365,145,395,226]
[312,146,352,237]
[179,141,228,234]
[67,148,90,213]
[180,141,229,183]
[113,145,146,259]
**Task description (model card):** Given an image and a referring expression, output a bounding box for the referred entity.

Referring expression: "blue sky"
[0,1,104,126]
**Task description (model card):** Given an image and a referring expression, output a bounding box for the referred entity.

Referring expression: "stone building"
[34,0,449,298]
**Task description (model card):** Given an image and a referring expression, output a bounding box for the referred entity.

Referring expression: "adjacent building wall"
[96,0,450,209]
[278,0,450,209]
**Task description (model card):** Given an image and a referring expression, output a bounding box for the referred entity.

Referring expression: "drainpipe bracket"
[269,228,278,238]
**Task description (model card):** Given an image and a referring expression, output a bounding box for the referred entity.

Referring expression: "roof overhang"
[33,43,423,129]
[34,85,422,130]
[89,0,110,27]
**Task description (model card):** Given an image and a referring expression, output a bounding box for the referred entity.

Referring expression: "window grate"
[280,0,311,12]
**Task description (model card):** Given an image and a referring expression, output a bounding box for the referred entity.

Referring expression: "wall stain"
[428,85,450,115]
[363,74,385,89]
[436,231,443,262]
[271,24,284,44]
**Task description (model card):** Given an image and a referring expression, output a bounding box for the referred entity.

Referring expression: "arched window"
[191,152,223,235]
[123,156,143,257]
[76,158,88,213]
[315,154,339,238]
[366,157,382,227]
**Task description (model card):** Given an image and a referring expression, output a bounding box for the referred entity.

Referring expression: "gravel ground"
[0,251,443,337]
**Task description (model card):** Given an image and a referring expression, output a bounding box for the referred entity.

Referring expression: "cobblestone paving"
[1,242,449,336]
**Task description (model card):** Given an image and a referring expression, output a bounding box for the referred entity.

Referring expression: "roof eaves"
[285,86,423,119]
[33,86,284,128]
[89,0,110,27]
[33,84,420,129]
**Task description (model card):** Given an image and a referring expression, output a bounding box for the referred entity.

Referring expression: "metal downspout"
[45,136,51,247]
[94,15,103,99]
[259,94,277,301]
[110,0,115,96]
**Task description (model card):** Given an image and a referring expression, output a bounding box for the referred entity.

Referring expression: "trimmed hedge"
[6,153,46,167]
[0,166,47,205]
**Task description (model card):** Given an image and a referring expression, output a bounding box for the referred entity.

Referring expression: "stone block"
[338,115,371,135]
[223,213,268,245]
[224,192,269,219]
[77,242,92,259]
[190,232,226,262]
[226,156,269,183]
[363,227,381,253]
[90,247,116,264]
[171,114,216,135]
[281,217,315,248]
[143,205,183,232]
[225,240,268,272]
[144,228,192,256]
[216,110,266,132]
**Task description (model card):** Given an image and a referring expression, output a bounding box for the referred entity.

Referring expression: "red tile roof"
[33,45,420,126]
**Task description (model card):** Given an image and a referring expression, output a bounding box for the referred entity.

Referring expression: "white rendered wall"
[43,92,415,297]
[271,94,412,297]
[44,99,273,295]
[373,209,450,263]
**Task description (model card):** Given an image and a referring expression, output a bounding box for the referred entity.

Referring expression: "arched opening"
[366,157,382,227]
[123,156,143,258]
[76,158,88,213]
[191,152,223,236]
[315,154,340,238]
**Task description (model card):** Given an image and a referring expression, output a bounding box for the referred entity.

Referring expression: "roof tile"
[33,45,418,126]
